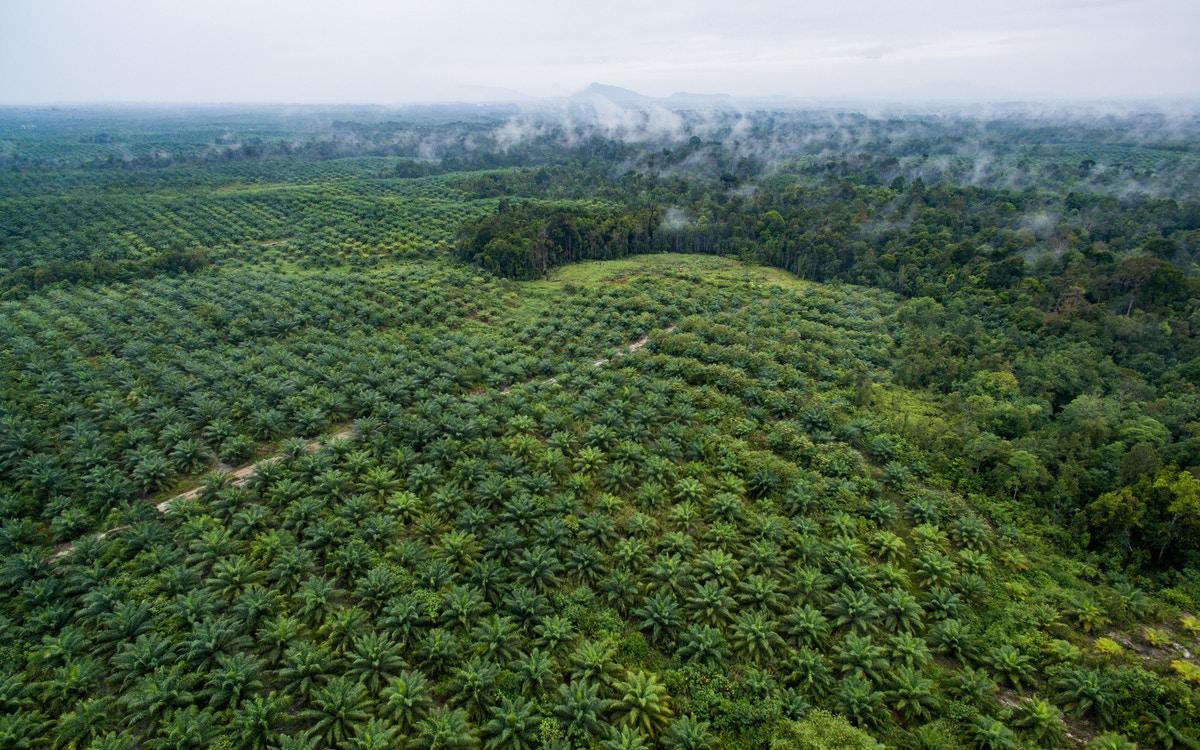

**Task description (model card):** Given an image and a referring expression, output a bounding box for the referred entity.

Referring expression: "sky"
[1,0,1198,104]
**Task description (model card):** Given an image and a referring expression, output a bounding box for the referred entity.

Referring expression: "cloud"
[0,0,1197,102]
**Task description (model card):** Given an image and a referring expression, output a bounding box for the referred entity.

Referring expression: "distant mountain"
[663,91,735,109]
[572,83,653,106]
[571,83,734,110]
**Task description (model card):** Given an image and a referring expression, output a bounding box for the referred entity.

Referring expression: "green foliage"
[769,710,885,749]
[1,108,1198,750]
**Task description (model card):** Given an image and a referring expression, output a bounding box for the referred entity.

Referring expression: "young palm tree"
[1086,734,1137,750]
[782,604,831,648]
[889,632,932,671]
[1014,698,1065,748]
[602,726,651,750]
[411,706,479,750]
[685,581,735,628]
[514,648,557,694]
[730,610,785,663]
[232,693,286,750]
[280,641,333,703]
[834,675,888,728]
[985,644,1034,691]
[835,634,887,685]
[349,718,400,750]
[970,715,1017,750]
[781,648,833,699]
[610,671,673,737]
[826,587,882,635]
[570,639,621,687]
[880,588,924,634]
[554,679,609,743]
[635,593,681,646]
[52,696,113,750]
[481,695,539,750]
[380,669,433,730]
[449,655,500,720]
[675,625,728,665]
[202,652,264,710]
[887,666,938,723]
[346,631,406,694]
[300,676,371,748]
[1054,668,1115,728]
[928,618,975,662]
[948,668,998,710]
[470,614,519,662]
[661,715,711,750]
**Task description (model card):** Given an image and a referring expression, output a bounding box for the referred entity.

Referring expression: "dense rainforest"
[0,102,1198,749]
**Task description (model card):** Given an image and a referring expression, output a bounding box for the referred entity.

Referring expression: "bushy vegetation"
[0,105,1197,748]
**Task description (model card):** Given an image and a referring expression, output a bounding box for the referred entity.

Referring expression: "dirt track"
[51,325,678,562]
[51,427,355,560]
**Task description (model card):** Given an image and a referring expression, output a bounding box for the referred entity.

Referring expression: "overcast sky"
[2,0,1198,104]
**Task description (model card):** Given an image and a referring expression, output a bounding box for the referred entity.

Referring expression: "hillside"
[0,108,1198,749]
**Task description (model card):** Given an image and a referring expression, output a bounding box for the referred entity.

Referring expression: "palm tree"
[1141,708,1197,749]
[880,588,924,634]
[887,666,938,722]
[481,696,539,750]
[970,715,1017,750]
[610,671,673,737]
[202,652,264,710]
[52,696,113,749]
[122,668,197,727]
[347,631,407,694]
[834,675,888,728]
[183,616,253,672]
[449,655,500,720]
[1054,668,1115,728]
[661,715,711,750]
[928,618,975,662]
[1014,698,1065,748]
[380,669,433,730]
[156,704,217,749]
[781,648,833,699]
[554,679,609,743]
[782,604,830,648]
[889,632,932,671]
[533,615,574,655]
[635,592,681,646]
[570,639,621,687]
[349,718,400,750]
[948,667,998,710]
[985,644,1034,691]
[514,648,557,694]
[601,726,651,750]
[826,587,882,635]
[737,574,785,613]
[835,634,887,685]
[280,641,332,702]
[300,676,371,748]
[419,628,462,676]
[232,694,286,750]
[686,581,735,628]
[675,625,727,665]
[1086,734,1137,750]
[730,610,785,663]
[411,706,479,750]
[600,570,640,614]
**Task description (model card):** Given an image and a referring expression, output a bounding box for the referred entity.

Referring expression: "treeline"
[0,248,211,297]
[456,179,1198,320]
[455,201,664,279]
